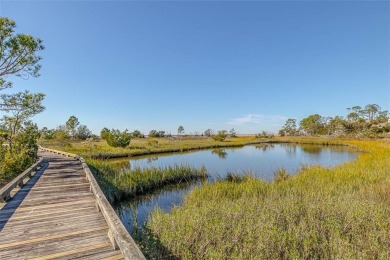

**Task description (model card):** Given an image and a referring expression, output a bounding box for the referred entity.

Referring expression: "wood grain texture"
[40,147,146,260]
[0,151,128,259]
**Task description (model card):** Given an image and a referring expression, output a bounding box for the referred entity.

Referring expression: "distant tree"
[0,17,44,91]
[12,121,40,158]
[279,118,298,136]
[256,131,274,139]
[66,116,79,138]
[39,127,55,140]
[346,106,363,122]
[74,124,92,140]
[177,126,185,141]
[178,125,184,135]
[211,130,228,141]
[149,130,158,137]
[204,129,214,137]
[229,128,237,137]
[0,91,45,151]
[131,130,144,138]
[105,129,131,148]
[100,127,110,140]
[299,114,326,135]
[376,110,389,124]
[149,130,165,138]
[363,104,380,122]
[327,116,346,136]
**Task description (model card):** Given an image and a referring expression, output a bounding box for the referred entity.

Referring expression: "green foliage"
[65,115,79,138]
[290,104,389,138]
[100,127,110,140]
[0,17,44,90]
[105,129,131,148]
[177,126,184,135]
[74,124,92,140]
[299,114,326,135]
[148,130,165,138]
[279,118,298,136]
[0,17,44,187]
[131,130,144,138]
[0,150,35,184]
[211,130,227,141]
[52,130,70,147]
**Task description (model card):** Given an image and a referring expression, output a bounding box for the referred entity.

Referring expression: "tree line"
[279,104,389,138]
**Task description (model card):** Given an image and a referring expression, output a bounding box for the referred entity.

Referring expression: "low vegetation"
[39,135,271,159]
[146,139,390,259]
[87,159,208,203]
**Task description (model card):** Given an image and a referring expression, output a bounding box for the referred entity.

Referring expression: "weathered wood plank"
[0,198,95,213]
[0,231,111,258]
[0,226,108,250]
[29,242,111,260]
[0,149,140,259]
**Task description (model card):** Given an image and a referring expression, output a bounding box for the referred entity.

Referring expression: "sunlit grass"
[40,136,271,159]
[146,139,390,259]
[88,159,208,203]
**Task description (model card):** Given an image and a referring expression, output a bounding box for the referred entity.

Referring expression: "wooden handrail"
[39,146,146,260]
[0,158,44,202]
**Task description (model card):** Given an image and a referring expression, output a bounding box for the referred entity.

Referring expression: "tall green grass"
[88,160,207,203]
[147,140,390,259]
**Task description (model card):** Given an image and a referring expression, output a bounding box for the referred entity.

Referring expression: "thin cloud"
[226,114,288,126]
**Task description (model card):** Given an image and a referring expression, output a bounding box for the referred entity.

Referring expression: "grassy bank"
[146,139,390,259]
[40,136,276,159]
[88,159,207,203]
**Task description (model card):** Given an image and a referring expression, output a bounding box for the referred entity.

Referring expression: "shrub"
[211,130,228,141]
[105,129,132,148]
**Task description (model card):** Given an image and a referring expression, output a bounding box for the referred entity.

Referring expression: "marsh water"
[112,144,358,233]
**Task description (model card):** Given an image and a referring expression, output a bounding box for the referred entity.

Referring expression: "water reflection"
[254,143,274,151]
[211,148,228,159]
[114,181,201,233]
[146,157,159,164]
[300,145,322,154]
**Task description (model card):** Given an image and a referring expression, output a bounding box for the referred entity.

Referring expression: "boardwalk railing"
[39,146,146,260]
[0,158,44,202]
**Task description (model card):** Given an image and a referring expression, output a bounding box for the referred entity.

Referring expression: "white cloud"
[226,114,288,127]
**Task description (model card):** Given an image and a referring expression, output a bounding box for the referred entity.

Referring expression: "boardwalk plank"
[0,151,124,259]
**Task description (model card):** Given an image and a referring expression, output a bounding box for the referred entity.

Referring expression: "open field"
[145,139,390,259]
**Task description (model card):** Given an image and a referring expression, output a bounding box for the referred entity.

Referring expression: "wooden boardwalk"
[0,151,126,259]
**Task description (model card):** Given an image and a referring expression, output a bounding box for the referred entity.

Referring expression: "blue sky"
[0,1,389,135]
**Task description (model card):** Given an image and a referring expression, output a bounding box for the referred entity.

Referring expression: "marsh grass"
[40,136,271,159]
[88,159,207,203]
[147,139,390,259]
